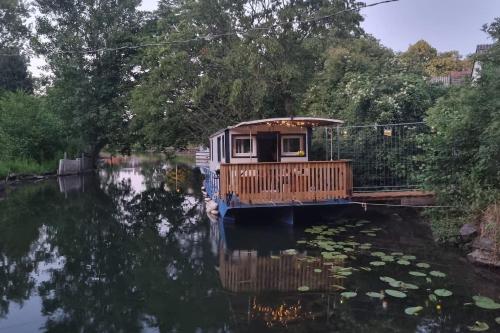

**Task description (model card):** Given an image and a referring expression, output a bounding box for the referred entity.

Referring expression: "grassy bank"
[0,159,58,179]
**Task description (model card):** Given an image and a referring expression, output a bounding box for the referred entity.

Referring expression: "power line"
[0,0,400,57]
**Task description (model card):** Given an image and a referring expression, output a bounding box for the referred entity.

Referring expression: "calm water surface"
[1,157,499,332]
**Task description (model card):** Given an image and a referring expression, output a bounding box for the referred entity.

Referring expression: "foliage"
[0,91,64,166]
[130,0,364,149]
[422,40,500,239]
[33,0,144,158]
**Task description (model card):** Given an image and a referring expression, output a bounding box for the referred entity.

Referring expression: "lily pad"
[397,260,411,266]
[467,321,489,332]
[429,294,438,302]
[270,255,280,260]
[388,281,418,290]
[371,251,386,257]
[366,233,377,237]
[360,266,372,271]
[366,291,384,299]
[283,249,298,255]
[434,289,453,297]
[333,254,349,260]
[416,262,431,269]
[401,255,417,260]
[314,269,322,273]
[385,289,407,298]
[380,276,397,283]
[404,306,423,316]
[473,296,500,310]
[296,240,307,244]
[332,284,346,290]
[298,286,310,292]
[370,261,386,266]
[341,291,357,299]
[495,317,500,325]
[409,271,427,277]
[429,270,446,278]
[391,252,404,256]
[381,256,395,262]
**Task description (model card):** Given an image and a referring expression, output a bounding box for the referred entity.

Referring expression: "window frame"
[231,135,256,158]
[281,134,305,157]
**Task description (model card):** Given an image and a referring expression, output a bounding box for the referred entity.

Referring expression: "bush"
[0,158,58,178]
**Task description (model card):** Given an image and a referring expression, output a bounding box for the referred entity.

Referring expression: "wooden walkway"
[352,190,435,205]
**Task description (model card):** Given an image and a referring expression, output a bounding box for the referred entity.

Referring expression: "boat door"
[257,132,279,162]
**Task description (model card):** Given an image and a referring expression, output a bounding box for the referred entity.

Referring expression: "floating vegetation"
[467,321,489,332]
[341,291,357,299]
[429,271,446,278]
[409,271,427,277]
[360,266,372,271]
[332,284,346,291]
[416,262,431,269]
[381,255,395,262]
[370,261,386,266]
[270,255,280,260]
[366,291,384,299]
[371,251,386,257]
[296,240,307,244]
[297,286,310,292]
[380,276,397,283]
[472,296,500,310]
[283,249,298,255]
[404,306,423,316]
[397,260,411,265]
[391,252,404,256]
[495,317,500,325]
[401,255,417,260]
[434,289,453,297]
[314,269,322,273]
[385,289,407,298]
[428,294,438,302]
[389,281,419,290]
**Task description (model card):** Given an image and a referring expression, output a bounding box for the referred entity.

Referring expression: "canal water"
[1,157,499,332]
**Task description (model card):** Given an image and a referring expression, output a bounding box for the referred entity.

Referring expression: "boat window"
[281,135,304,156]
[233,137,254,157]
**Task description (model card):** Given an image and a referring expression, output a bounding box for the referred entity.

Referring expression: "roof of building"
[476,44,493,54]
[209,117,344,138]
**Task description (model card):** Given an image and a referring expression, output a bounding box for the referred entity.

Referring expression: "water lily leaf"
[366,291,384,299]
[404,306,423,316]
[341,291,357,299]
[314,269,322,273]
[370,261,386,266]
[381,256,395,262]
[360,266,372,271]
[380,276,397,283]
[296,240,307,244]
[495,317,500,325]
[402,255,417,260]
[298,286,310,292]
[388,281,419,290]
[397,260,411,266]
[359,245,372,250]
[337,271,352,276]
[409,271,427,277]
[270,255,280,260]
[284,249,298,255]
[473,296,500,310]
[366,233,377,236]
[429,294,438,303]
[332,284,346,290]
[333,254,348,260]
[371,251,386,257]
[429,270,446,278]
[467,321,489,331]
[426,277,432,284]
[416,262,431,269]
[391,252,404,256]
[385,289,407,298]
[434,289,453,297]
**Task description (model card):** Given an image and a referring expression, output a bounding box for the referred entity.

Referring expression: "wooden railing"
[219,160,352,204]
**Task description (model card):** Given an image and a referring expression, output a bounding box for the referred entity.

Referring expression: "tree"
[130,0,364,149]
[0,0,32,92]
[400,39,437,75]
[424,51,472,77]
[33,0,144,160]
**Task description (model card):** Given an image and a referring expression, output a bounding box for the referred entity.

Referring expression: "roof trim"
[209,117,344,138]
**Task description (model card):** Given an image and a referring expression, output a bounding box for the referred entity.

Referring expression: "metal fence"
[323,122,429,192]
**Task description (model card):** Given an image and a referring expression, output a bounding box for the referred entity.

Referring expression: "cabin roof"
[209,117,343,138]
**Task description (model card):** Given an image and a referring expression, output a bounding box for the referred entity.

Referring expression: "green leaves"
[404,306,423,316]
[298,286,310,292]
[366,292,384,299]
[409,271,427,277]
[341,292,357,299]
[434,289,452,297]
[385,289,407,298]
[369,261,385,266]
[429,271,446,278]
[467,321,489,332]
[472,296,500,310]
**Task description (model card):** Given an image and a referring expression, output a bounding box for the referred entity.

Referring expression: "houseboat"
[202,117,353,222]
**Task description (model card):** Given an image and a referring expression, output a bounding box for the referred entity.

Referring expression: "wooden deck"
[352,191,435,205]
[219,161,352,204]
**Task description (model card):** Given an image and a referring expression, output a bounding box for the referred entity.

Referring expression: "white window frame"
[281,135,304,157]
[232,136,256,157]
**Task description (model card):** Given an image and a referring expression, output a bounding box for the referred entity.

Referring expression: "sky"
[30,0,500,76]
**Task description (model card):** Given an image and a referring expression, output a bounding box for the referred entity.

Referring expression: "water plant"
[434,289,452,297]
[467,321,489,331]
[429,270,446,278]
[404,306,423,316]
[298,286,310,292]
[385,289,407,298]
[341,291,357,299]
[366,292,384,299]
[472,296,500,310]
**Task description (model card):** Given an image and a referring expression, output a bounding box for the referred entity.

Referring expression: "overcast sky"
[30,0,500,76]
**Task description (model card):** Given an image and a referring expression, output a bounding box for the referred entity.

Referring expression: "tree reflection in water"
[0,161,231,332]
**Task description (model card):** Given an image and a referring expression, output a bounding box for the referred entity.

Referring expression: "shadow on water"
[0,156,499,332]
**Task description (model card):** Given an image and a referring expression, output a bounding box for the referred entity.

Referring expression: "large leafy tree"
[0,0,32,92]
[33,0,144,159]
[130,0,364,149]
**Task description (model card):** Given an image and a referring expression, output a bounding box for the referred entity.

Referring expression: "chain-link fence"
[321,122,428,192]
